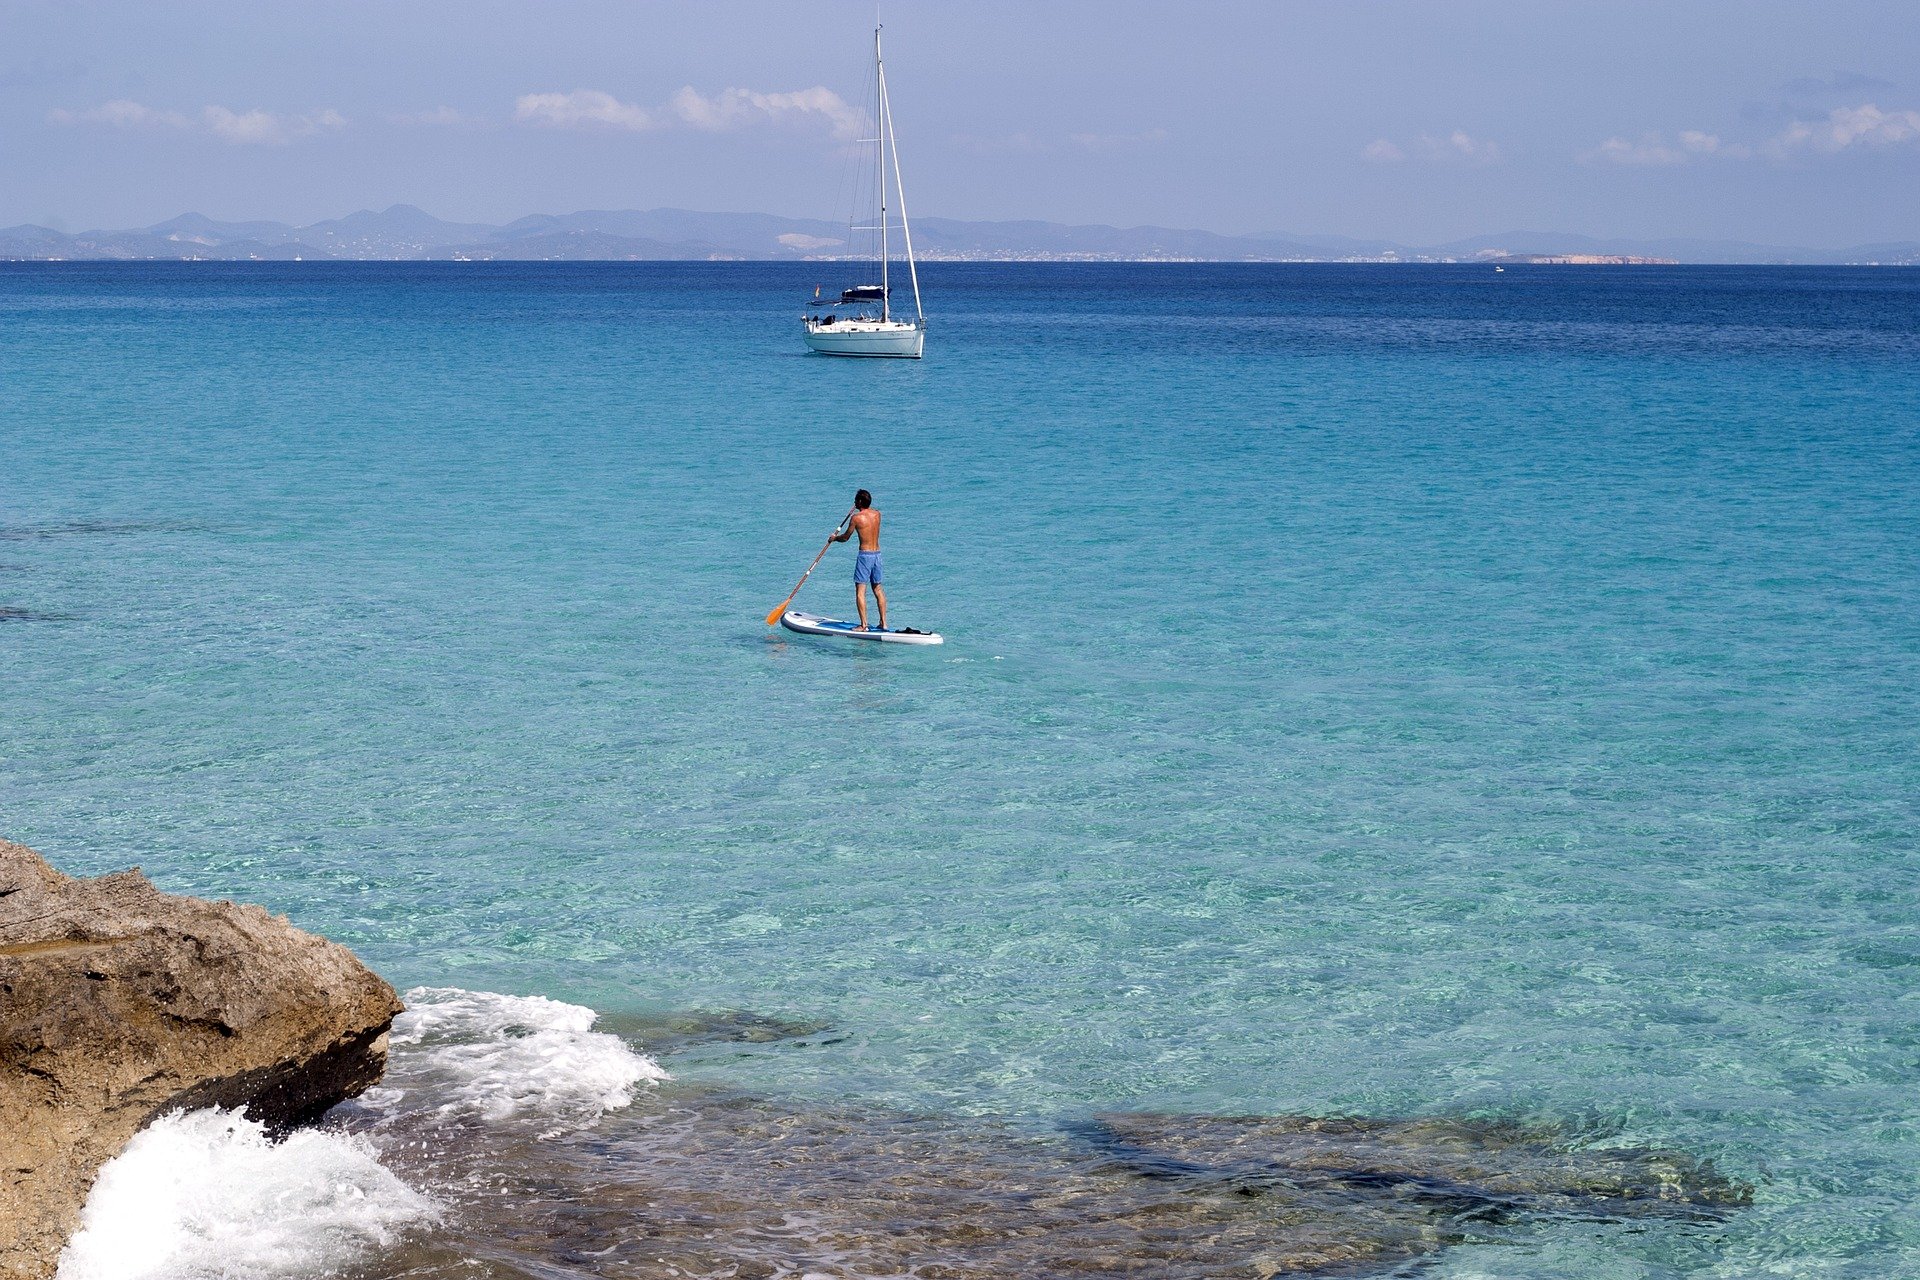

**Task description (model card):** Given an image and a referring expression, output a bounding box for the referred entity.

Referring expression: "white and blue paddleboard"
[780,610,943,645]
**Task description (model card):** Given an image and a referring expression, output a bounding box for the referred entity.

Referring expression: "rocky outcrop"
[0,839,402,1280]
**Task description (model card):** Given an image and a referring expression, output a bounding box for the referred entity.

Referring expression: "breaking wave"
[369,986,668,1133]
[57,988,663,1278]
[55,1109,435,1280]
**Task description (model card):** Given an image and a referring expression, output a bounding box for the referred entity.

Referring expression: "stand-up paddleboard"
[781,610,943,645]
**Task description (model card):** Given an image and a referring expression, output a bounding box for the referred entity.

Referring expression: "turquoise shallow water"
[3,262,1919,1276]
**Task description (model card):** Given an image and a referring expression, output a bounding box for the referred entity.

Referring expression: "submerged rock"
[0,839,402,1280]
[1077,1111,1753,1218]
[352,1069,1752,1278]
[595,1007,836,1054]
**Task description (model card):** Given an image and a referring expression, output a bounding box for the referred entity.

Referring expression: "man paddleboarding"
[830,489,887,631]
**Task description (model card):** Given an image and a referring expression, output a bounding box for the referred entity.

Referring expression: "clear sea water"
[3,261,1918,1277]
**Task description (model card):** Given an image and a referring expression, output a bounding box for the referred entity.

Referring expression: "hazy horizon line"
[10,202,1917,256]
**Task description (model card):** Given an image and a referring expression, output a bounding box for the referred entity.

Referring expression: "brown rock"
[0,838,401,1280]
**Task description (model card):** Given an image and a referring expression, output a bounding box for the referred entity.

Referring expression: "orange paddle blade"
[765,509,853,626]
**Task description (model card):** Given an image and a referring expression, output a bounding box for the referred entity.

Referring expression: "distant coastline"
[3,205,1911,266]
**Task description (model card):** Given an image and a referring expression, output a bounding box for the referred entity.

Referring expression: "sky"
[3,0,1917,246]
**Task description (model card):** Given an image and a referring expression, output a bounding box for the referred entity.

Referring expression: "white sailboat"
[803,26,925,358]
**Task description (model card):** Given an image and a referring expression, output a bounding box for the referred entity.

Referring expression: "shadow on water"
[0,519,209,620]
[593,1008,839,1055]
[0,518,210,542]
[341,1013,1749,1280]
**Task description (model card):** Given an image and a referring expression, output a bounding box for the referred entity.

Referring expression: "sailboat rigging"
[802,26,926,358]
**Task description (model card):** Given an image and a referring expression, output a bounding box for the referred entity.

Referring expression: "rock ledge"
[0,839,401,1280]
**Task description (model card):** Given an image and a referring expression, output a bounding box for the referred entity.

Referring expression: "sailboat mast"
[876,25,889,322]
[879,50,922,324]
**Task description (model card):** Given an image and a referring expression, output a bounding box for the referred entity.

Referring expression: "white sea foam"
[377,986,667,1133]
[56,989,655,1279]
[55,1108,436,1280]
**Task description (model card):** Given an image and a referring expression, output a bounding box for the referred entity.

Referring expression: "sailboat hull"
[803,320,925,359]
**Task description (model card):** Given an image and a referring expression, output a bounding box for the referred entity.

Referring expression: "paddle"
[765,509,855,625]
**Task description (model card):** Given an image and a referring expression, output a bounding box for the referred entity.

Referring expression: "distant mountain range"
[2,205,1914,265]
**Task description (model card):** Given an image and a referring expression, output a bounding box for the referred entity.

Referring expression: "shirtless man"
[830,489,887,631]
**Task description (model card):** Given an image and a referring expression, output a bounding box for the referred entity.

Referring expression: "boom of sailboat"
[803,26,925,359]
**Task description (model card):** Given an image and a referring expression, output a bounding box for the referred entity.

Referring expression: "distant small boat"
[1494,266,1506,273]
[803,26,925,359]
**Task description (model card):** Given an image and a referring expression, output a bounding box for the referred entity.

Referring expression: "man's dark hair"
[854,489,872,509]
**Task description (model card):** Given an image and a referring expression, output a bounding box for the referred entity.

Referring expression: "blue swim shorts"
[854,550,884,585]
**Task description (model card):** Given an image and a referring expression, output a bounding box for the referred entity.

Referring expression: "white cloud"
[515,89,654,132]
[1584,129,1751,165]
[1421,130,1501,163]
[1067,128,1171,152]
[515,85,861,139]
[202,106,345,145]
[1774,103,1920,152]
[778,232,843,250]
[392,106,472,127]
[1362,130,1499,164]
[47,99,190,129]
[1588,134,1684,165]
[1585,104,1919,166]
[667,85,862,139]
[951,129,1168,156]
[1679,130,1727,154]
[49,100,344,144]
